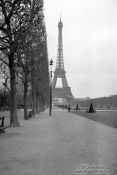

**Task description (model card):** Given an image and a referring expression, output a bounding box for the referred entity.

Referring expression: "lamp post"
[49,59,53,116]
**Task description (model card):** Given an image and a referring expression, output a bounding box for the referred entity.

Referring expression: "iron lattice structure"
[52,17,74,104]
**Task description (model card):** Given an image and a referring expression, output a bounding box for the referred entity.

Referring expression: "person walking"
[76,104,79,111]
[68,104,71,112]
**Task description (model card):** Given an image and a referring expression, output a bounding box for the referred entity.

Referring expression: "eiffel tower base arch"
[52,87,74,105]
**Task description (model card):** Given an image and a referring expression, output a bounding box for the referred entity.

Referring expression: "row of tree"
[75,95,117,109]
[0,0,50,127]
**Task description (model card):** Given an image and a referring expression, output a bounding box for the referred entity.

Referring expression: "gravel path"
[0,109,117,175]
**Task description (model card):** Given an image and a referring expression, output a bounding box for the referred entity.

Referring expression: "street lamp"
[49,58,53,116]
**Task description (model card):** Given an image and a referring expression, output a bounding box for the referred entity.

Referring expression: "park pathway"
[0,108,117,175]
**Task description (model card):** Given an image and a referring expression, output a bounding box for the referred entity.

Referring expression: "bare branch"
[0,26,8,34]
[8,0,19,20]
[1,0,8,20]
[0,57,9,66]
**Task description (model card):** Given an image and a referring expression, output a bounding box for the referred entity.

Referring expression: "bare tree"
[0,0,44,126]
[35,37,50,113]
[15,0,49,118]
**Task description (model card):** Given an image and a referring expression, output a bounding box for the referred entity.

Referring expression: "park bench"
[28,110,35,118]
[0,116,9,134]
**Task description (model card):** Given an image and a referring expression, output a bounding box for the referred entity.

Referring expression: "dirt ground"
[0,109,117,175]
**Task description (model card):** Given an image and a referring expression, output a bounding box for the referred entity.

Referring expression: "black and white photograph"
[0,0,117,174]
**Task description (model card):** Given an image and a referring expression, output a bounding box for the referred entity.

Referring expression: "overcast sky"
[44,0,117,98]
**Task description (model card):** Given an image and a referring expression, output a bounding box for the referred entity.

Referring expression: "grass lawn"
[72,110,117,129]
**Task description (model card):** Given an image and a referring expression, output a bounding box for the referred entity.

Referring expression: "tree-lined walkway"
[0,109,117,175]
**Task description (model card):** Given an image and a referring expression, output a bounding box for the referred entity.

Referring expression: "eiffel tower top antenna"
[56,14,64,70]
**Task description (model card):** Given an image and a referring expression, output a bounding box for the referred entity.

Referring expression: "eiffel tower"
[52,17,74,105]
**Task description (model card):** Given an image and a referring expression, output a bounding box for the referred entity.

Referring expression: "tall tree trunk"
[40,96,45,112]
[35,95,40,114]
[35,80,40,114]
[9,58,20,127]
[24,73,29,120]
[31,76,36,115]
